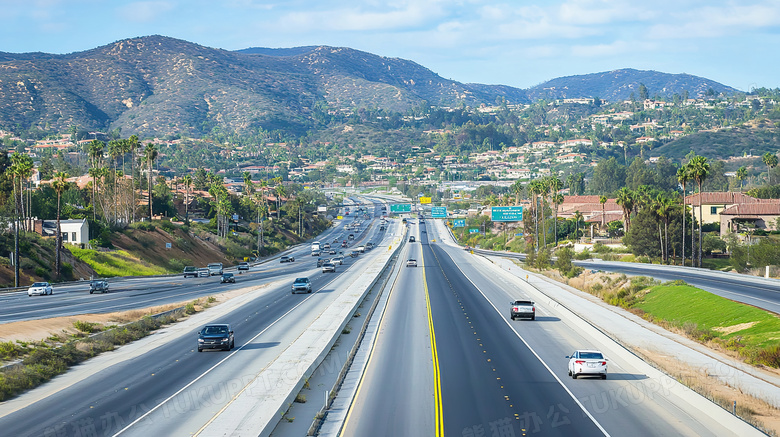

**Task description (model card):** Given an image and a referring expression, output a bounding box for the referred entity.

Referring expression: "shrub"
[60,262,74,281]
[34,267,50,280]
[73,321,101,334]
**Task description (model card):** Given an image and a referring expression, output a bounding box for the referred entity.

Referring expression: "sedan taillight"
[575,360,585,365]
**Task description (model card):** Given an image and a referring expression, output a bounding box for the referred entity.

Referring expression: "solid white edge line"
[431,239,611,437]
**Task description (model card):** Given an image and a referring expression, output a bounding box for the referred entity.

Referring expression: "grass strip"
[69,248,171,277]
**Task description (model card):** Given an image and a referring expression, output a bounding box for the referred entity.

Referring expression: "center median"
[196,224,405,437]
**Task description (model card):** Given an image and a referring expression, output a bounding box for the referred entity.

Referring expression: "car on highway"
[317,258,330,267]
[348,234,354,240]
[322,262,336,273]
[341,241,348,248]
[220,273,235,283]
[280,255,295,263]
[510,300,536,321]
[197,323,234,352]
[421,229,427,233]
[208,262,223,276]
[27,282,53,296]
[311,250,321,257]
[322,243,331,250]
[292,277,312,294]
[409,236,416,242]
[183,266,198,278]
[567,350,608,379]
[350,251,359,258]
[328,249,337,255]
[332,255,345,265]
[198,267,209,277]
[89,280,109,294]
[365,242,374,250]
[238,262,249,271]
[406,259,417,267]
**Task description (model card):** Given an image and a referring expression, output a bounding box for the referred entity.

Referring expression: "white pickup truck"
[510,300,535,321]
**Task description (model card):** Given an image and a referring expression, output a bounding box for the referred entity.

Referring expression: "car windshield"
[580,352,604,359]
[204,326,228,335]
[295,278,309,283]
[223,273,232,277]
[32,282,47,287]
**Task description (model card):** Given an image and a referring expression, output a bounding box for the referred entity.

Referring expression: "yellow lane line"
[422,251,444,437]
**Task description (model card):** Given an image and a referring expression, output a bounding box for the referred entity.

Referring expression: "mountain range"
[0,35,741,138]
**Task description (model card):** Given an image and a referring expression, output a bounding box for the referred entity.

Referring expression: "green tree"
[143,143,158,221]
[688,155,710,267]
[735,166,748,191]
[589,158,626,195]
[677,165,691,266]
[86,139,105,221]
[762,152,778,185]
[616,187,635,234]
[51,172,71,280]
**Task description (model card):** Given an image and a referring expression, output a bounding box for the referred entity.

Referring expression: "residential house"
[34,219,90,245]
[685,192,763,225]
[720,203,780,235]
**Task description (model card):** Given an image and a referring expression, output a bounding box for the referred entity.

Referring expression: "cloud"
[647,1,780,39]
[117,1,175,23]
[271,1,446,32]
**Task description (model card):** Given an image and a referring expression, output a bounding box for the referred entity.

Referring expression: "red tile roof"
[684,192,759,205]
[720,203,780,217]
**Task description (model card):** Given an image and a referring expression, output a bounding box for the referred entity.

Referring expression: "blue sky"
[2,0,779,91]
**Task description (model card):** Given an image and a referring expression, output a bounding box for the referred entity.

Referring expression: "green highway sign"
[431,206,447,218]
[390,203,412,213]
[491,206,523,222]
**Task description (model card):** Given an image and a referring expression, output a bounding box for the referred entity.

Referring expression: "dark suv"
[197,324,234,352]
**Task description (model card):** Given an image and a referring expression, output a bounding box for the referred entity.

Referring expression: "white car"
[406,259,418,267]
[332,256,345,265]
[28,282,53,296]
[567,350,608,379]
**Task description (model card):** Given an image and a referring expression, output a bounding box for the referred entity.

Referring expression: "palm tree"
[51,172,71,280]
[511,180,523,205]
[573,210,583,240]
[143,143,158,221]
[86,140,105,221]
[275,183,286,219]
[529,180,542,250]
[599,195,607,230]
[689,155,710,267]
[735,166,748,191]
[654,194,675,263]
[10,153,33,231]
[108,140,123,225]
[762,152,778,185]
[127,135,141,222]
[182,174,193,225]
[677,165,690,266]
[615,187,635,234]
[552,193,563,246]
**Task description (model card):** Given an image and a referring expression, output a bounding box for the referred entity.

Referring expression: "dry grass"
[633,346,780,436]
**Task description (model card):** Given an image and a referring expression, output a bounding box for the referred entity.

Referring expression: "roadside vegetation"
[0,298,211,401]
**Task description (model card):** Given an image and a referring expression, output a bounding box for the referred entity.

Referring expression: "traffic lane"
[443,249,690,436]
[341,242,435,437]
[0,277,307,437]
[424,243,605,437]
[580,261,780,314]
[0,256,366,437]
[435,241,747,437]
[0,262,320,324]
[115,260,368,437]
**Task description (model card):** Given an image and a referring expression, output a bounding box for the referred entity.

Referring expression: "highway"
[0,199,378,324]
[0,200,393,437]
[467,248,780,315]
[340,219,758,437]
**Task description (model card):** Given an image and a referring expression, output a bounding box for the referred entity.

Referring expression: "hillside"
[0,36,527,137]
[650,128,780,160]
[527,68,738,102]
[0,36,744,138]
